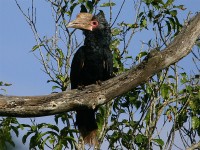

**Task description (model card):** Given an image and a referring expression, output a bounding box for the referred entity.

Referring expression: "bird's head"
[66,11,108,31]
[67,11,111,48]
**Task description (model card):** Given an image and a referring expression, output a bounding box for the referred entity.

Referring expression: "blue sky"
[0,0,199,149]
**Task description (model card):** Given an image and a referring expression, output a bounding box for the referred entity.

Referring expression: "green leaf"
[55,49,64,68]
[29,134,38,149]
[69,2,78,15]
[153,138,164,147]
[192,116,200,129]
[140,16,147,28]
[22,131,33,144]
[144,0,153,5]
[168,75,175,79]
[161,84,170,99]
[37,123,60,133]
[170,10,177,17]
[112,28,122,36]
[165,20,171,36]
[11,126,19,137]
[41,135,54,148]
[32,44,44,51]
[52,86,60,91]
[180,72,188,84]
[31,125,37,131]
[80,4,87,13]
[100,2,116,7]
[174,16,182,34]
[139,51,148,58]
[54,143,63,150]
[135,100,141,109]
[145,110,150,125]
[86,1,93,12]
[135,134,147,145]
[55,48,64,59]
[129,121,137,127]
[20,123,31,128]
[136,51,148,61]
[167,17,176,31]
[139,12,144,18]
[57,58,63,68]
[71,0,76,3]
[56,75,66,82]
[148,10,153,21]
[196,39,200,48]
[46,124,60,133]
[42,131,59,137]
[164,0,174,7]
[175,5,186,10]
[96,107,106,130]
[4,83,12,86]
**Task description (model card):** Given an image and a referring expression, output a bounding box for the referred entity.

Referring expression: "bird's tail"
[76,109,98,146]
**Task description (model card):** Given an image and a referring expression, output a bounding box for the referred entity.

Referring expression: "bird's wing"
[70,46,85,89]
[103,49,113,79]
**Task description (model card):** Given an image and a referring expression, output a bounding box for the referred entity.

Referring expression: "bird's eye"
[91,21,99,28]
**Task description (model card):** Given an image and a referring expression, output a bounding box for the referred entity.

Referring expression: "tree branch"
[0,13,200,117]
[186,141,200,150]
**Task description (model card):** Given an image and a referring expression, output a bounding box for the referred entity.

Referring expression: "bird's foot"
[96,80,102,86]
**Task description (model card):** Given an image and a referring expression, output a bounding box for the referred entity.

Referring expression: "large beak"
[66,13,93,31]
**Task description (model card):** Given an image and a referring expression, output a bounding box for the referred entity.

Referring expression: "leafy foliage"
[0,81,12,94]
[2,0,199,149]
[21,116,78,150]
[0,118,19,150]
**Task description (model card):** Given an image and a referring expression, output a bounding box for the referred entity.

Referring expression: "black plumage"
[67,11,113,145]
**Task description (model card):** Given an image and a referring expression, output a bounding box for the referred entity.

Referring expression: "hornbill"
[66,11,113,145]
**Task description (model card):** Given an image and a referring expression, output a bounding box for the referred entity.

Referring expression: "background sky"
[0,0,199,150]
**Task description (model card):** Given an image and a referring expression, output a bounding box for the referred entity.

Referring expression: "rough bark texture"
[186,141,200,150]
[0,13,200,117]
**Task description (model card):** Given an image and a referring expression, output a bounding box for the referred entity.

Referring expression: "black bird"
[67,11,113,145]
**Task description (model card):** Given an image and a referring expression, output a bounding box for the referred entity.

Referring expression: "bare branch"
[186,141,200,150]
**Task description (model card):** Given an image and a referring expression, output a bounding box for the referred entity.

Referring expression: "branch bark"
[186,141,200,150]
[0,13,200,117]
